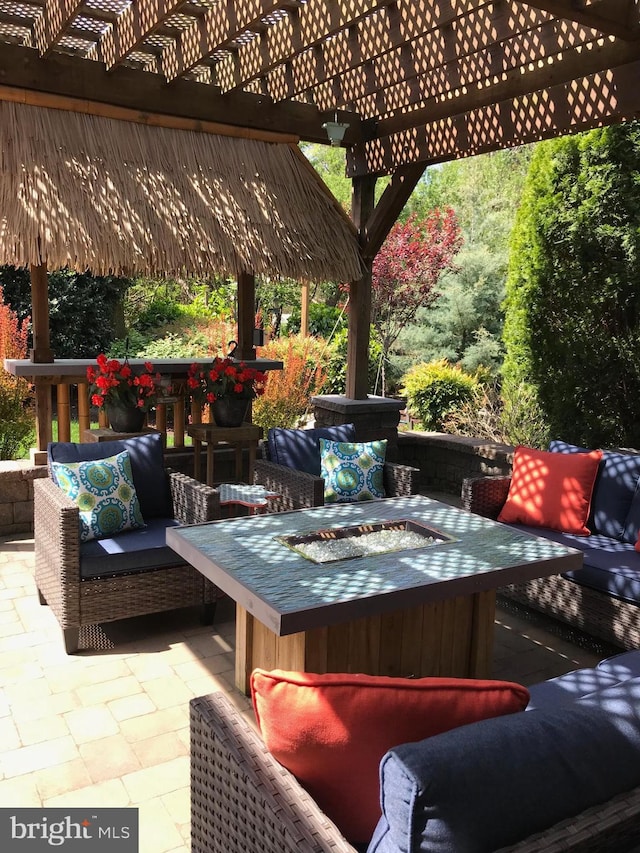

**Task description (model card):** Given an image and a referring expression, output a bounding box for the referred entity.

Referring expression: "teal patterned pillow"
[51,450,145,542]
[319,439,387,503]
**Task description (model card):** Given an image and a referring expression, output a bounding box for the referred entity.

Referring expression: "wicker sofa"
[253,424,419,512]
[35,433,221,653]
[190,652,640,853]
[461,443,640,651]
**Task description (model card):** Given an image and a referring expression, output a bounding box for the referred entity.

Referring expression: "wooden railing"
[3,357,283,462]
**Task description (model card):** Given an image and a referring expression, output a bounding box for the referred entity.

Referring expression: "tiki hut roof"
[0,99,363,282]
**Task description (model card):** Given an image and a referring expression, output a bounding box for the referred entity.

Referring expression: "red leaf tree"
[370,208,462,394]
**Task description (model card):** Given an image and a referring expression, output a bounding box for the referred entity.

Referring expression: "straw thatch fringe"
[0,100,364,282]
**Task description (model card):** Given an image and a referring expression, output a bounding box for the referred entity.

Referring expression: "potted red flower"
[187,357,267,427]
[87,354,164,432]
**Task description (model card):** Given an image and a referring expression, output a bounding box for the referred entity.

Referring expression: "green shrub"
[323,327,383,395]
[400,360,477,431]
[284,303,348,338]
[443,381,549,448]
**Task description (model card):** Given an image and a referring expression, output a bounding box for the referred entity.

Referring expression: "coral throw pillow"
[250,669,529,845]
[497,445,602,534]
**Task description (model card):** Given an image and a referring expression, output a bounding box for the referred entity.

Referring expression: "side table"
[83,427,161,443]
[218,483,280,516]
[187,422,263,486]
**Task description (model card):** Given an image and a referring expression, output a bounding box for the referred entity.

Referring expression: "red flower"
[86,354,163,412]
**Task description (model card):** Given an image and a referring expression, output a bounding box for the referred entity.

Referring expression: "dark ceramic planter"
[212,397,249,428]
[105,402,146,433]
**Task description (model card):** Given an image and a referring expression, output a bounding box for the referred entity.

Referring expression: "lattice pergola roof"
[1,1,639,178]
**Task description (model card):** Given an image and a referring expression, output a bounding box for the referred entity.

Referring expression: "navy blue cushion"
[80,518,184,579]
[507,522,640,606]
[526,667,622,710]
[368,687,640,853]
[267,424,356,476]
[49,433,172,520]
[597,650,640,680]
[623,483,640,545]
[549,440,640,539]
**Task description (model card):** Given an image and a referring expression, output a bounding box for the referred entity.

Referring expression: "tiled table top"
[168,495,583,635]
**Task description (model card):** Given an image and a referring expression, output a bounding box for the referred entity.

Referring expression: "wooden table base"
[235,590,496,693]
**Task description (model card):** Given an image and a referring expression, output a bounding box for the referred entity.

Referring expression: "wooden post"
[301,281,309,336]
[56,383,71,442]
[29,262,54,452]
[77,382,91,439]
[237,270,256,361]
[346,176,376,399]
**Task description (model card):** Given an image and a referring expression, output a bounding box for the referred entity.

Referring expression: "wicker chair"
[190,691,640,853]
[35,444,221,654]
[253,438,420,512]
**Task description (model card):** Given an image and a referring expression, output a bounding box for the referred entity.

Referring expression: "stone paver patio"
[0,533,615,852]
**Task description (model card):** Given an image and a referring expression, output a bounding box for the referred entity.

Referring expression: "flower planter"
[212,397,249,428]
[105,403,146,433]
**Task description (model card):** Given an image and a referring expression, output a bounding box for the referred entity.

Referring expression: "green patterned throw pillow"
[51,450,145,542]
[319,439,387,503]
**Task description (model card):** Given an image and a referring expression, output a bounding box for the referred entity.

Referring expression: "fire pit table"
[166,495,582,694]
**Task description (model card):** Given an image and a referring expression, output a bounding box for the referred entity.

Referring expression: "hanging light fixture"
[322,112,350,147]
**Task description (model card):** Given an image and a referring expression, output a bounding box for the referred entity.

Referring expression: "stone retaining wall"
[0,434,515,536]
[0,461,48,536]
[397,432,514,496]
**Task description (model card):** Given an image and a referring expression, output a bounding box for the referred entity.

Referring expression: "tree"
[395,148,532,376]
[369,210,462,394]
[502,121,640,447]
[0,266,129,357]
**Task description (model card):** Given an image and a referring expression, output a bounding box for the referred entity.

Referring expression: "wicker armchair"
[190,691,640,853]
[253,440,419,512]
[35,468,221,654]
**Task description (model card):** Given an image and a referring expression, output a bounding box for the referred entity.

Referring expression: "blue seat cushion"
[622,483,640,546]
[368,681,640,853]
[80,518,183,579]
[49,433,172,520]
[526,667,622,710]
[267,424,356,476]
[549,440,640,539]
[597,649,640,680]
[507,523,640,605]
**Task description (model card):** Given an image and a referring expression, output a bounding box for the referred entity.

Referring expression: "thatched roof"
[0,99,363,283]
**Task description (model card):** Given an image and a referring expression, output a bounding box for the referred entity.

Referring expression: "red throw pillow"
[497,445,602,534]
[250,669,530,845]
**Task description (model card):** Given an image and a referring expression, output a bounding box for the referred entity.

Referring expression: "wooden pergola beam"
[0,42,364,145]
[315,12,592,117]
[87,0,189,70]
[216,0,420,91]
[33,0,84,57]
[159,1,293,82]
[362,163,426,260]
[523,0,639,40]
[375,36,640,140]
[347,55,640,176]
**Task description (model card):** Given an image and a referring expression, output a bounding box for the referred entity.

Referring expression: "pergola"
[1,0,639,414]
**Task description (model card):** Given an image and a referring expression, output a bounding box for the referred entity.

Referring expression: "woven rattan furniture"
[35,468,221,653]
[253,440,419,512]
[461,475,640,651]
[190,690,640,853]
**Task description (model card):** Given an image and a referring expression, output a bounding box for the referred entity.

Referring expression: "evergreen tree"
[503,122,640,447]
